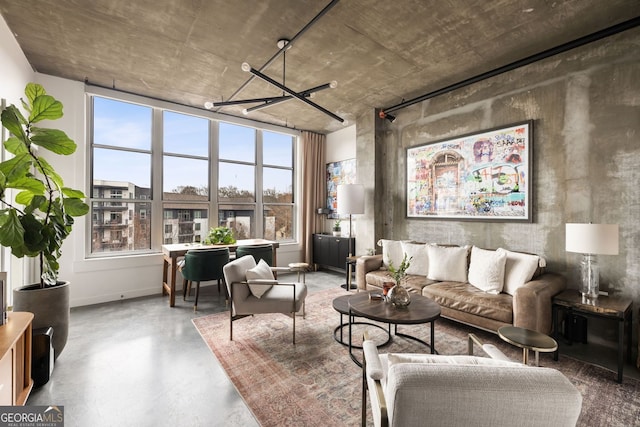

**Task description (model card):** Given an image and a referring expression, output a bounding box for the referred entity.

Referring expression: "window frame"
[86,87,299,259]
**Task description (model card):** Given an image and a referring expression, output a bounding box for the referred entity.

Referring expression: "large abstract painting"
[407,121,532,222]
[326,158,356,218]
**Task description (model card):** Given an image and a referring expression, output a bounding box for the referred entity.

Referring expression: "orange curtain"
[300,131,326,265]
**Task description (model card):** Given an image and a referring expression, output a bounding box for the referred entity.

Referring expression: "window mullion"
[256,130,263,237]
[151,108,164,249]
[210,120,219,228]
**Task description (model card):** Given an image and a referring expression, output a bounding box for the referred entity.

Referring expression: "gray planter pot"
[13,281,69,360]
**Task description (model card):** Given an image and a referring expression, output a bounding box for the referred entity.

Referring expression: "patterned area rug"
[193,287,640,427]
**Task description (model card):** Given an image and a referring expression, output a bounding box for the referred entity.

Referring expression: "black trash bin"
[32,327,54,387]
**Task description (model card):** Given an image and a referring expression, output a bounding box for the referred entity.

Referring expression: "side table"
[341,255,361,291]
[552,290,633,383]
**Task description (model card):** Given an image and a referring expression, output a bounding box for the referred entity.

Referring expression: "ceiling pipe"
[213,0,340,110]
[381,16,640,116]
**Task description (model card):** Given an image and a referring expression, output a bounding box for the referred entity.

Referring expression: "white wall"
[326,124,356,163]
[0,14,33,103]
[0,14,36,297]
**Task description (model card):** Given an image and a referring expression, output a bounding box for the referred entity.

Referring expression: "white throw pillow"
[502,249,540,296]
[379,239,405,269]
[401,242,430,276]
[246,259,274,298]
[427,245,469,282]
[468,247,507,294]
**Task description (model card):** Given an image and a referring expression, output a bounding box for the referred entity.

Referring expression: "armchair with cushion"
[223,255,307,344]
[362,333,582,427]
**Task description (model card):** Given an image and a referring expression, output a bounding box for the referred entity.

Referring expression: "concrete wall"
[358,28,640,347]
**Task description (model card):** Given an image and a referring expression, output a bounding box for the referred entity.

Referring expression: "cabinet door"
[328,237,343,269]
[313,234,330,267]
[0,349,13,405]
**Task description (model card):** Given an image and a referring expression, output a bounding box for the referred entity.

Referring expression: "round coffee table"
[347,291,441,366]
[498,325,558,366]
[332,294,390,349]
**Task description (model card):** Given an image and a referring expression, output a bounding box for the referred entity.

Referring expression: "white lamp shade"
[336,184,364,215]
[566,223,619,255]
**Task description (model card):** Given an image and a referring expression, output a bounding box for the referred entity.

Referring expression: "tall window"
[89,93,297,256]
[219,123,256,239]
[263,131,294,241]
[163,111,210,245]
[91,97,152,253]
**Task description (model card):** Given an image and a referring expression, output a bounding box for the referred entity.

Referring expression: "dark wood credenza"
[312,233,354,272]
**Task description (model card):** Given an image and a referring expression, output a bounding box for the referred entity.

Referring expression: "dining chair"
[181,248,230,311]
[235,244,273,265]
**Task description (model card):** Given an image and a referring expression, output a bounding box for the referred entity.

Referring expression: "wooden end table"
[552,290,633,383]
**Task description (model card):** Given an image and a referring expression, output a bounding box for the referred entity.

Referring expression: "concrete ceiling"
[1,0,639,134]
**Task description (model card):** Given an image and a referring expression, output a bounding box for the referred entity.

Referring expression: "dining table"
[161,239,279,307]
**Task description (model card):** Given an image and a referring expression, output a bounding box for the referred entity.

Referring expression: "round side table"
[498,326,558,366]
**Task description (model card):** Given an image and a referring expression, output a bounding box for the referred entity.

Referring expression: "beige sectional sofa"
[355,240,566,334]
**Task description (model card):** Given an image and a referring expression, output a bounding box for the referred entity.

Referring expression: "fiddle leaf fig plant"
[0,83,89,288]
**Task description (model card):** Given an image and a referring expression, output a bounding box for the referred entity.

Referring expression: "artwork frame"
[326,158,356,219]
[406,121,533,222]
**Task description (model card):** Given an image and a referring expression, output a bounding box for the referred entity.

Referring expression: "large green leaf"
[62,187,86,198]
[29,95,63,123]
[3,136,30,155]
[0,154,33,182]
[0,209,25,248]
[21,213,46,254]
[1,106,28,143]
[64,198,90,217]
[9,177,45,195]
[25,83,46,106]
[30,128,76,155]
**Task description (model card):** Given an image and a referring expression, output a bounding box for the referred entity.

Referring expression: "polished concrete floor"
[27,270,638,426]
[26,269,344,427]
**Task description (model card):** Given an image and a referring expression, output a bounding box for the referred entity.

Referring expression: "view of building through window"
[90,95,295,255]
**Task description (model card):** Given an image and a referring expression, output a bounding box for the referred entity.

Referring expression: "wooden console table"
[0,312,34,405]
[161,239,279,307]
[552,290,632,383]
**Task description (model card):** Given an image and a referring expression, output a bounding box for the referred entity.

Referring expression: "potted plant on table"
[332,219,341,236]
[204,226,236,244]
[387,254,413,307]
[0,83,89,359]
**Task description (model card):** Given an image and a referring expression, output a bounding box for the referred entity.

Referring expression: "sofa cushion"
[422,281,513,324]
[401,242,430,276]
[245,259,274,298]
[380,239,405,269]
[468,247,507,294]
[501,249,540,296]
[427,245,470,282]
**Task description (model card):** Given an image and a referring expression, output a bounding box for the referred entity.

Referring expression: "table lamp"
[565,223,619,301]
[337,184,364,289]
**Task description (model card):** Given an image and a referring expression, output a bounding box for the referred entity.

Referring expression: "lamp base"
[340,283,358,290]
[580,254,599,302]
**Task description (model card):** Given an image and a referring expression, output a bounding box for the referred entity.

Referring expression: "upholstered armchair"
[362,333,582,427]
[223,255,307,344]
